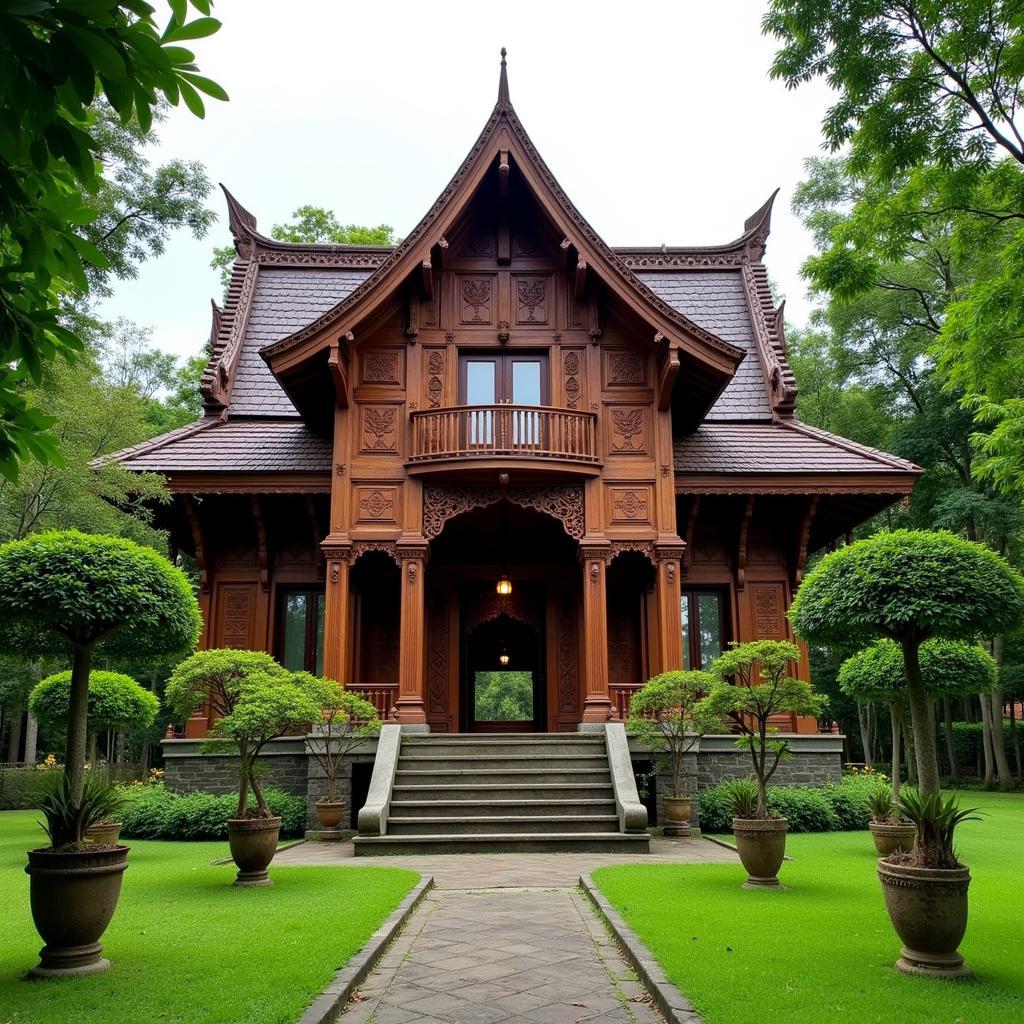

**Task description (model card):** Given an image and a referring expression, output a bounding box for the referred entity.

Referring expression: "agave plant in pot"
[626,670,723,836]
[300,676,380,840]
[166,650,322,885]
[864,780,915,856]
[878,789,981,979]
[705,640,825,888]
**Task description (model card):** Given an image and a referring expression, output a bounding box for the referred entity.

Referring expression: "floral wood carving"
[610,408,645,453]
[422,485,584,540]
[516,277,547,323]
[563,350,581,410]
[427,599,449,715]
[222,588,253,647]
[557,593,579,715]
[460,278,492,323]
[358,489,395,520]
[362,350,400,385]
[612,489,648,521]
[463,589,543,634]
[254,249,389,269]
[426,350,445,408]
[350,540,400,566]
[362,407,397,451]
[608,352,644,385]
[753,585,783,637]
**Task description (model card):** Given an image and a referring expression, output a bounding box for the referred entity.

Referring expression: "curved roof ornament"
[741,188,780,261]
[220,184,259,259]
[497,47,511,110]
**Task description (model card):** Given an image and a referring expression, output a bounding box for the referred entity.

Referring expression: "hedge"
[118,784,307,840]
[949,721,1015,766]
[697,774,876,833]
[0,765,61,810]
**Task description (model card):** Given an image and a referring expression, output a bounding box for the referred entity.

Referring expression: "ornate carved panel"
[607,406,648,455]
[556,591,579,717]
[425,349,445,409]
[514,274,550,325]
[562,349,583,410]
[350,540,400,566]
[608,486,652,525]
[219,586,254,649]
[360,349,402,386]
[355,486,397,523]
[458,228,495,259]
[463,588,544,634]
[751,584,785,638]
[514,230,544,258]
[422,485,584,540]
[427,598,449,716]
[604,350,646,387]
[360,406,399,453]
[458,275,494,325]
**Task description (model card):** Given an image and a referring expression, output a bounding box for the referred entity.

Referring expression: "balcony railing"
[409,404,599,465]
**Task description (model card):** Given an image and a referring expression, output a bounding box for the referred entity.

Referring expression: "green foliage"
[0,763,62,810]
[473,671,533,722]
[627,671,723,797]
[0,530,201,658]
[29,670,158,737]
[698,777,877,834]
[839,638,998,705]
[791,530,1024,647]
[864,780,898,824]
[894,788,983,868]
[166,650,322,818]
[705,641,826,815]
[118,783,307,840]
[0,1,225,479]
[38,771,128,849]
[211,206,396,287]
[950,720,1016,765]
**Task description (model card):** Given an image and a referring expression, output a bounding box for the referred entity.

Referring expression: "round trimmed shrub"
[29,670,158,736]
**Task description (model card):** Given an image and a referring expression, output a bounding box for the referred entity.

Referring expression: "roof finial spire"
[497,46,510,109]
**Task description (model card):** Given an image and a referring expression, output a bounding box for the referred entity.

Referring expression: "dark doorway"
[461,608,545,733]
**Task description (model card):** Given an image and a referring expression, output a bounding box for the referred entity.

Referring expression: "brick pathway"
[281,838,735,1022]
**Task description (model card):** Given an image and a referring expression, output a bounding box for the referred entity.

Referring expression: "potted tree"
[879,789,981,978]
[0,531,200,977]
[704,640,825,887]
[300,675,380,839]
[791,530,1024,977]
[626,670,723,836]
[29,670,160,845]
[840,638,997,855]
[166,650,322,885]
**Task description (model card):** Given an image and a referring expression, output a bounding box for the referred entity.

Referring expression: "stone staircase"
[353,732,650,855]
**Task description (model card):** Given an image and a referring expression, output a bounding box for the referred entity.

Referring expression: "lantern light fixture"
[499,649,510,667]
[496,574,512,596]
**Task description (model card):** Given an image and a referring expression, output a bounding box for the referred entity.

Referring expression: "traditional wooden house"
[101,54,918,845]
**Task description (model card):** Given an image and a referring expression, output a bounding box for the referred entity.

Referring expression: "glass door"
[459,352,548,452]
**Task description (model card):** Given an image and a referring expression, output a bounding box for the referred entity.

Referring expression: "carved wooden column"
[396,541,429,725]
[579,543,612,723]
[654,545,685,674]
[321,544,352,684]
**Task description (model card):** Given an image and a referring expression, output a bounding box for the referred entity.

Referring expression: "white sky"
[98,0,835,361]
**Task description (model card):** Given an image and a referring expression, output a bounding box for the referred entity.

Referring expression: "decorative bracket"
[327,340,350,408]
[251,495,270,591]
[181,495,209,594]
[682,496,701,573]
[737,496,754,591]
[794,496,819,585]
[657,346,680,411]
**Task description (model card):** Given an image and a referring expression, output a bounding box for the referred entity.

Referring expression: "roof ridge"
[91,417,217,469]
[199,258,259,414]
[779,418,922,471]
[738,259,798,419]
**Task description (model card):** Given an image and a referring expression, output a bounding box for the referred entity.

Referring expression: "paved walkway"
[279,838,735,1023]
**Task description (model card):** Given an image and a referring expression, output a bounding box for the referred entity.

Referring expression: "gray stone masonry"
[162,737,308,797]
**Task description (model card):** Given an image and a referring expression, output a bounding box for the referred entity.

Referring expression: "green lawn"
[594,792,1024,1024]
[0,810,419,1024]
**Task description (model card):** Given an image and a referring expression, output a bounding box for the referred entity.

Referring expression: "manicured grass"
[0,810,419,1024]
[594,792,1024,1024]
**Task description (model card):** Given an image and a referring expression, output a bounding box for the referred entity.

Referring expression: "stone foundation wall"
[162,738,308,797]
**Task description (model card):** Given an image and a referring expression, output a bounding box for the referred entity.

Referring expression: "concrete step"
[387,815,621,836]
[391,783,616,802]
[389,799,618,818]
[394,768,613,785]
[352,832,651,856]
[396,754,610,771]
[401,737,606,757]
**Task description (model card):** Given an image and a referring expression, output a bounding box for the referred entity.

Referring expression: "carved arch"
[422,485,584,541]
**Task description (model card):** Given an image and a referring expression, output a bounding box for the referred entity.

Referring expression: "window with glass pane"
[680,590,726,670]
[279,589,325,674]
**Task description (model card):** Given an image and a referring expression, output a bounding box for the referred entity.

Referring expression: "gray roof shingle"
[674,421,920,475]
[230,267,372,416]
[636,270,772,420]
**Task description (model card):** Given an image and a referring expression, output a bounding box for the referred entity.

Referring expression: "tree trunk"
[856,700,875,766]
[64,643,93,806]
[901,641,940,795]
[889,703,902,800]
[23,713,38,765]
[979,693,995,786]
[1010,699,1022,779]
[942,696,958,781]
[5,709,22,764]
[236,742,249,819]
[990,689,1013,790]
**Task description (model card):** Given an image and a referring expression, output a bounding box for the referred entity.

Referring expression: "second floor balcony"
[407,404,601,478]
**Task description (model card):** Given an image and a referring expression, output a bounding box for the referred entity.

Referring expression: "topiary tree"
[839,639,998,797]
[704,640,826,817]
[29,670,159,764]
[790,530,1024,794]
[165,650,322,819]
[0,531,200,834]
[626,671,724,798]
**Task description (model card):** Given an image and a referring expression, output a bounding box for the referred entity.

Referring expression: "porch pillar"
[321,543,352,684]
[654,545,685,674]
[396,541,429,725]
[579,543,612,723]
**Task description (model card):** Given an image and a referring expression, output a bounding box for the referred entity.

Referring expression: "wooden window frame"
[276,587,325,674]
[457,350,550,405]
[681,588,729,671]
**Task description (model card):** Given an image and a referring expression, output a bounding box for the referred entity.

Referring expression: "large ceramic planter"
[226,816,281,886]
[663,796,693,837]
[732,816,788,888]
[24,845,129,977]
[877,859,972,979]
[85,821,122,846]
[315,799,346,840]
[869,820,916,857]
